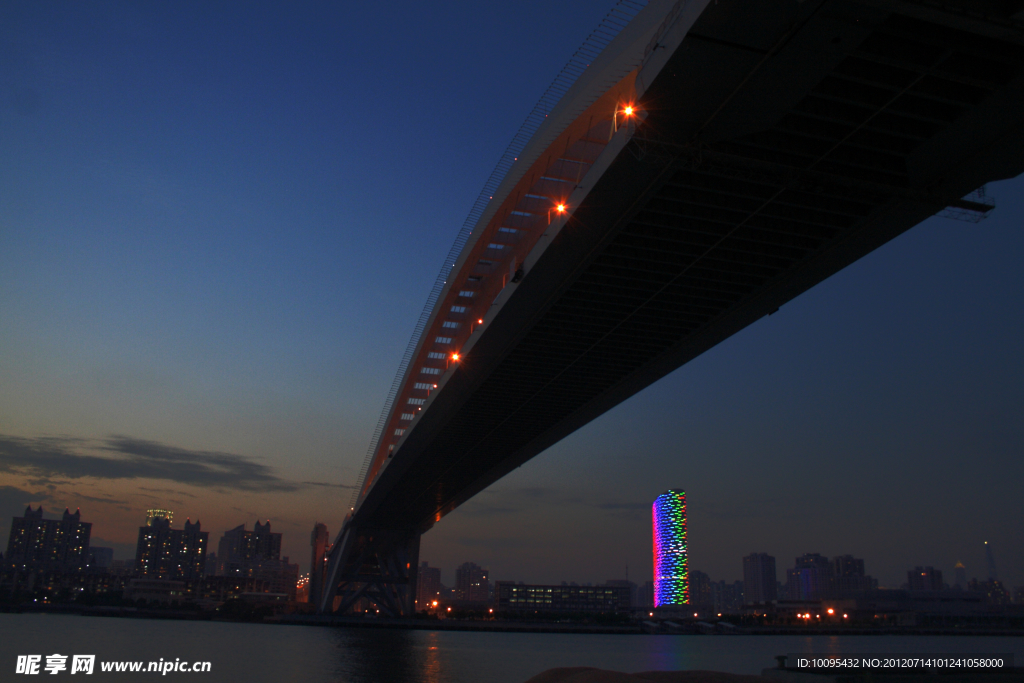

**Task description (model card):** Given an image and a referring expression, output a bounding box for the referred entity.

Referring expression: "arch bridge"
[318,0,1024,615]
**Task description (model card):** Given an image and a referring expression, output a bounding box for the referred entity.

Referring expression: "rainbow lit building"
[652,490,688,607]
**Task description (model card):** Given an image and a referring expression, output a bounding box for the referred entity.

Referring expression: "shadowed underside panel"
[355,0,1024,532]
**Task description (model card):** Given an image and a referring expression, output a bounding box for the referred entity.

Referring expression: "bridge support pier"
[318,525,420,617]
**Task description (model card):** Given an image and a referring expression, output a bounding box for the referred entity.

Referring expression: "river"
[2,613,1020,682]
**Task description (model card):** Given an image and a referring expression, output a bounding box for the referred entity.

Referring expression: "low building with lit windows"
[495,582,630,613]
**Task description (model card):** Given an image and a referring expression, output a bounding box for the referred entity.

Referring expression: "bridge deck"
[351,0,1024,534]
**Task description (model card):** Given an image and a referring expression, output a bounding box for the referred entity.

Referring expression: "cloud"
[0,434,300,493]
[0,485,50,512]
[301,481,357,489]
[67,492,131,506]
[138,487,197,498]
[596,502,649,511]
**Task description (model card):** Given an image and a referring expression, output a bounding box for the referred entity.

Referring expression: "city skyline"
[2,0,1022,594]
[3,504,1015,601]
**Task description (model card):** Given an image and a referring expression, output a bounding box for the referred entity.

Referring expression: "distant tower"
[310,523,330,606]
[954,561,967,589]
[652,490,688,607]
[743,552,777,604]
[985,542,998,580]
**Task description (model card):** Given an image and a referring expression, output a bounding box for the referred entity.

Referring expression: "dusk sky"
[2,1,1021,593]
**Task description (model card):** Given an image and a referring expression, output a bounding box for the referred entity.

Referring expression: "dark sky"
[1,1,1021,592]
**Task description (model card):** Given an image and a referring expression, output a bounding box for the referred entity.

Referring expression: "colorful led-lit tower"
[652,489,687,607]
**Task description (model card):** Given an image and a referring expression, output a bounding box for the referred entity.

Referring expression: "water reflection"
[2,615,1023,683]
[332,628,425,683]
[422,631,444,683]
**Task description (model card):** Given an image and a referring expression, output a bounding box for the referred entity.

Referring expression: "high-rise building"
[954,562,968,590]
[216,521,282,575]
[786,553,833,600]
[89,547,114,571]
[742,552,777,604]
[145,509,173,527]
[309,523,330,607]
[832,555,877,593]
[970,578,1010,604]
[637,581,655,610]
[216,520,297,598]
[689,571,713,610]
[907,566,943,591]
[985,542,998,580]
[455,562,489,602]
[416,561,441,608]
[204,551,218,577]
[5,507,92,572]
[134,516,207,580]
[712,580,744,614]
[652,490,687,607]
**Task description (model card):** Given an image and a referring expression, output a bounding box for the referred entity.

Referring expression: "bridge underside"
[323,0,1024,614]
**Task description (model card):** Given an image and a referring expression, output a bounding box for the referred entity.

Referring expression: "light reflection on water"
[2,614,1021,683]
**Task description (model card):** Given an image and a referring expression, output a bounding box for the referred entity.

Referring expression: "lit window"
[407,398,425,405]
[427,352,445,360]
[451,305,467,313]
[394,429,405,436]
[435,336,452,344]
[400,413,415,421]
[421,367,440,375]
[414,382,433,390]
[487,243,505,250]
[458,290,475,297]
[442,321,459,329]
[498,227,519,234]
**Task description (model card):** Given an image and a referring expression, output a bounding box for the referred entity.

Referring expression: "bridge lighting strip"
[653,490,688,607]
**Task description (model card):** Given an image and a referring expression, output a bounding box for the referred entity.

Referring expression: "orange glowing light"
[432,601,438,607]
[843,614,848,619]
[447,607,451,612]
[556,203,566,213]
[624,105,634,115]
[452,353,460,361]
[827,608,834,615]
[477,318,484,324]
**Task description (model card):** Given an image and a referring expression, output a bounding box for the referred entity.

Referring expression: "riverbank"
[4,604,1024,636]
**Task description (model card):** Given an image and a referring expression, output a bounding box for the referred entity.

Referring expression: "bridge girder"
[321,0,1024,614]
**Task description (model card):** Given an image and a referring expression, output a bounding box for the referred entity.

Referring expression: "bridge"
[318,0,1024,615]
